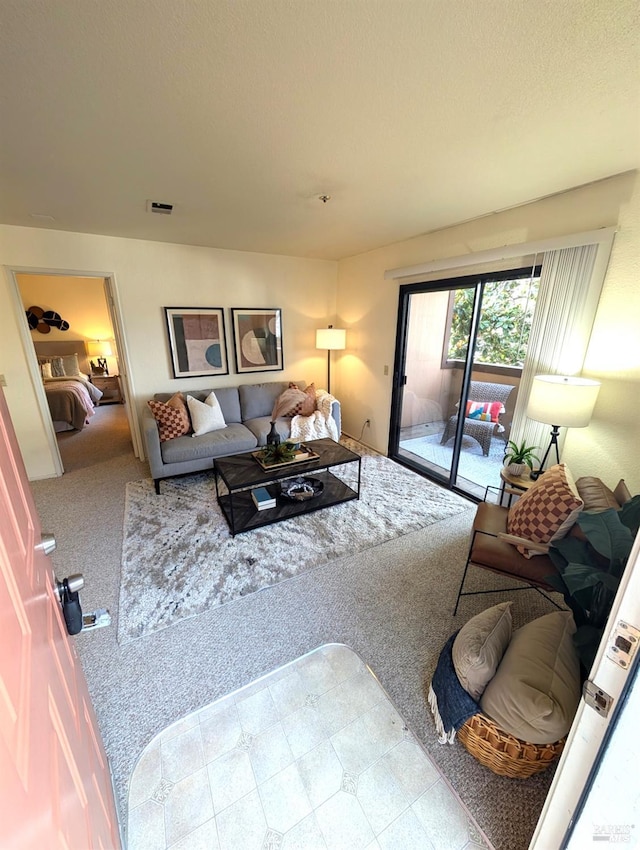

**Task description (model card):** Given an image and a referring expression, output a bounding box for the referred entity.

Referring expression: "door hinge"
[583,680,613,718]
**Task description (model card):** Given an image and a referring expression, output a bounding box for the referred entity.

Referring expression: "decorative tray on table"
[252,443,320,471]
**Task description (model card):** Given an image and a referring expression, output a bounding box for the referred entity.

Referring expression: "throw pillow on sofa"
[452,602,513,700]
[272,382,317,419]
[480,611,581,745]
[507,463,583,557]
[187,392,226,436]
[148,393,191,442]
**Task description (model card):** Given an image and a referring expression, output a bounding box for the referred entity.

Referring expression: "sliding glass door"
[388,267,539,499]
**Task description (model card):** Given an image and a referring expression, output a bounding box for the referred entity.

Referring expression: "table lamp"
[87,340,113,375]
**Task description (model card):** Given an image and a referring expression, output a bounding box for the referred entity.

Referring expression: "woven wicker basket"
[458,712,565,779]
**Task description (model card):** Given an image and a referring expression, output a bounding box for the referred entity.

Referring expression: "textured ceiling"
[1,0,638,260]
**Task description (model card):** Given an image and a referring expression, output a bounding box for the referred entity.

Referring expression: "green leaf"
[550,535,594,570]
[620,494,640,537]
[577,510,633,562]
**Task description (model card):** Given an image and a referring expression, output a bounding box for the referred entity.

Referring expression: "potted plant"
[547,496,640,670]
[503,440,540,477]
[258,441,297,466]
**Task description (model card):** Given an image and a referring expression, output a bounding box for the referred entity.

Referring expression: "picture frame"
[164,307,229,378]
[231,308,283,374]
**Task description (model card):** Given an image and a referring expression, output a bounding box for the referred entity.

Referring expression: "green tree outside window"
[448,276,539,368]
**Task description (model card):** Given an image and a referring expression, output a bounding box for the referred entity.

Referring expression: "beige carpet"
[30,406,564,850]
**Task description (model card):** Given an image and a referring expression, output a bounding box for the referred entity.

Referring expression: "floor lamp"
[526,375,601,477]
[315,325,346,395]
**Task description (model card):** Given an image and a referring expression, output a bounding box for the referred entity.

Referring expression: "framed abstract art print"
[164,307,229,378]
[231,308,283,373]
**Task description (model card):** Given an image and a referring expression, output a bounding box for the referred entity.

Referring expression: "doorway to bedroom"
[15,272,135,474]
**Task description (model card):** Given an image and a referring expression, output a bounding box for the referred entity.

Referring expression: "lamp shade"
[316,327,346,351]
[87,340,113,357]
[526,375,601,428]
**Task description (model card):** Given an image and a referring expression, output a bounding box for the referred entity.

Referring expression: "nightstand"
[91,374,123,404]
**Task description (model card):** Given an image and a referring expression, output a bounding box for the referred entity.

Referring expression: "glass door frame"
[388,266,536,495]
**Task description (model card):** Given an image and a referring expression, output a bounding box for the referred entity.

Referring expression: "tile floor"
[127,644,493,850]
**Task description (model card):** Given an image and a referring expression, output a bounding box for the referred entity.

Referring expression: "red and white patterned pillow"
[148,393,191,442]
[507,463,583,557]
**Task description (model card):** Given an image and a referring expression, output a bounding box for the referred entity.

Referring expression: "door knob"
[55,574,84,636]
[37,533,57,556]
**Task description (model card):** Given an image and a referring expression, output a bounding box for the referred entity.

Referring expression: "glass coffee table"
[213,438,361,536]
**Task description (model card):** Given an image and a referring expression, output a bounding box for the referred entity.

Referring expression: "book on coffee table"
[251,486,277,511]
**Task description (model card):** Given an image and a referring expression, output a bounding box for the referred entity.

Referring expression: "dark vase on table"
[266,421,281,446]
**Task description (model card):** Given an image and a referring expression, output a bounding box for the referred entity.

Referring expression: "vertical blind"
[509,243,600,456]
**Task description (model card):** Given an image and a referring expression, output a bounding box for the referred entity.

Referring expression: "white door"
[0,386,122,848]
[531,530,640,848]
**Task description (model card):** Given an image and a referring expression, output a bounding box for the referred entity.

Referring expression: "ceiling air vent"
[146,200,174,215]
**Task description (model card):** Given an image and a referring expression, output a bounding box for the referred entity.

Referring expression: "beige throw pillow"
[480,611,580,744]
[187,392,226,436]
[452,602,513,700]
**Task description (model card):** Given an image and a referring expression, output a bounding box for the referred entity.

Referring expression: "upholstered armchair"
[440,380,515,457]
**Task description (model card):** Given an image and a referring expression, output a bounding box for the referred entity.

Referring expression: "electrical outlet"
[383,365,389,376]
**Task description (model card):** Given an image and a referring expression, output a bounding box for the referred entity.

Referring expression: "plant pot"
[505,462,527,477]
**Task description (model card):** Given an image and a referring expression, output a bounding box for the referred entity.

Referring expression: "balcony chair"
[440,380,515,457]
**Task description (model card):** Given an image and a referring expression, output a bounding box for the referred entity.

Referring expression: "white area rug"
[118,454,472,644]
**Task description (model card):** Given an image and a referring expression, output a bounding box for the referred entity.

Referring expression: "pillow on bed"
[61,353,81,377]
[50,356,65,377]
[41,362,53,379]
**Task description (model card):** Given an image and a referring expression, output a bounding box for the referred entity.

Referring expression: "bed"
[33,341,104,432]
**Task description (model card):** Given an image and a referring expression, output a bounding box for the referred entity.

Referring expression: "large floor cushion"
[480,611,581,744]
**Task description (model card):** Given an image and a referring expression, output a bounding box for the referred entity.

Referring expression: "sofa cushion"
[160,423,257,463]
[239,381,305,421]
[480,611,580,744]
[244,416,292,447]
[187,392,226,436]
[507,463,583,556]
[452,602,513,700]
[154,387,242,424]
[148,394,191,442]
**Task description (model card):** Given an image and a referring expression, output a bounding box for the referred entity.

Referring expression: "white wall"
[0,228,337,479]
[336,171,640,491]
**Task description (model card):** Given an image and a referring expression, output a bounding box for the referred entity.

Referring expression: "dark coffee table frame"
[213,438,361,536]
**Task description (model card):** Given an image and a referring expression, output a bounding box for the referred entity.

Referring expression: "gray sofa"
[142,380,341,493]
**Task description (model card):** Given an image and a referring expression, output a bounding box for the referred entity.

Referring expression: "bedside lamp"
[315,325,346,395]
[87,340,113,375]
[526,375,601,477]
